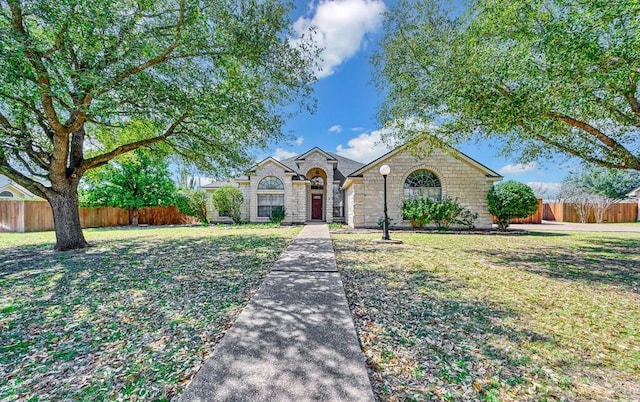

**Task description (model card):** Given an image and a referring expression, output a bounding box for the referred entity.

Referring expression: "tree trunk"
[48,191,89,251]
[131,208,139,226]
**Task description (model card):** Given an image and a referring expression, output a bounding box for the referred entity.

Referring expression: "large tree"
[80,149,177,225]
[374,0,640,170]
[0,0,316,250]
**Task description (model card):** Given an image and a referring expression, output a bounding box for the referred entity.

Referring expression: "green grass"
[333,230,640,401]
[0,225,300,400]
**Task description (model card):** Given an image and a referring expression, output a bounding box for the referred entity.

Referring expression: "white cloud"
[273,148,297,161]
[293,0,386,78]
[351,126,365,132]
[294,136,304,146]
[498,162,538,175]
[328,124,343,133]
[336,129,392,163]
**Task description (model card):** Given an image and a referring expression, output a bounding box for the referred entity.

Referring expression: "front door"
[311,194,323,220]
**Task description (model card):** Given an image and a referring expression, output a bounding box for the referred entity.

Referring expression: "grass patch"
[0,225,300,400]
[333,230,640,401]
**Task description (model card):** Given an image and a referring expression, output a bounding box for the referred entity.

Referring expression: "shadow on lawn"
[469,236,640,288]
[0,231,292,400]
[335,245,557,399]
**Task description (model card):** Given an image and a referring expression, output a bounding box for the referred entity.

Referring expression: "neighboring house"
[0,174,40,199]
[203,142,503,228]
[627,186,640,221]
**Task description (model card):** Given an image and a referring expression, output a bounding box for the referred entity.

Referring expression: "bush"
[402,196,478,230]
[211,185,244,224]
[175,188,209,225]
[269,207,286,225]
[402,197,434,229]
[487,180,539,230]
[377,215,396,229]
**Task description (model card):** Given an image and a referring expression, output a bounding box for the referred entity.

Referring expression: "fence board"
[0,200,190,232]
[543,202,637,223]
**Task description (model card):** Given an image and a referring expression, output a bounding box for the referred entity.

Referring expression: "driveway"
[512,220,640,233]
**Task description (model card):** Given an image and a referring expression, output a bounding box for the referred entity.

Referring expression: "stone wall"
[349,148,500,229]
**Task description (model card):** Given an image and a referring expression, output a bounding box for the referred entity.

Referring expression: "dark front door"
[311,194,323,220]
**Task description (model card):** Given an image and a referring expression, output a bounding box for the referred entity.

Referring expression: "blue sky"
[253,0,575,196]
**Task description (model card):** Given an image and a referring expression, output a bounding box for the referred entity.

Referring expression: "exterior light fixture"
[379,164,391,240]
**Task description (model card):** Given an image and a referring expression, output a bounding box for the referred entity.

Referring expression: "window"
[332,184,344,217]
[258,176,284,190]
[257,176,284,218]
[258,194,284,217]
[404,170,442,200]
[218,210,229,217]
[310,176,324,189]
[0,190,13,197]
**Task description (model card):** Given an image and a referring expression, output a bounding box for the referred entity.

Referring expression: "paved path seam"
[178,224,374,402]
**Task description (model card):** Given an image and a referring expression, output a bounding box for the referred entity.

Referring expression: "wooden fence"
[543,202,638,223]
[0,200,191,232]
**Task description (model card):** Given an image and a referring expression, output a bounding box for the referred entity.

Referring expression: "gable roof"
[248,157,295,173]
[294,147,337,162]
[349,142,502,179]
[279,149,365,181]
[627,186,640,198]
[0,175,38,198]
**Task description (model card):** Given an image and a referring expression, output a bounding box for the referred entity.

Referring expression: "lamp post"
[379,164,391,240]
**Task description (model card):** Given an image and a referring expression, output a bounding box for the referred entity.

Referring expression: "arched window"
[0,190,14,197]
[258,176,284,190]
[404,170,442,200]
[257,176,284,218]
[310,176,324,189]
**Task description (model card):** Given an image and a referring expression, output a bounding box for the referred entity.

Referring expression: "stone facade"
[202,144,502,228]
[342,147,501,228]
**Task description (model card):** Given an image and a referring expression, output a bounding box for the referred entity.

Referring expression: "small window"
[310,176,324,190]
[332,184,344,217]
[218,210,229,217]
[258,176,284,190]
[0,190,14,197]
[258,194,284,218]
[404,170,442,200]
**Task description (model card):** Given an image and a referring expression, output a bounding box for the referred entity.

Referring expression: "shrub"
[269,207,286,225]
[175,188,209,225]
[402,197,434,229]
[211,185,244,224]
[487,180,539,230]
[377,216,396,229]
[402,196,477,230]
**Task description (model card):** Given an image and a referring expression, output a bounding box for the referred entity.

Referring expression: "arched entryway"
[306,168,327,221]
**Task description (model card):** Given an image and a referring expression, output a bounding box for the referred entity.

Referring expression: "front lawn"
[333,231,640,401]
[0,225,300,400]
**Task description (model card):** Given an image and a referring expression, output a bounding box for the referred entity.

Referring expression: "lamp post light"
[379,164,391,241]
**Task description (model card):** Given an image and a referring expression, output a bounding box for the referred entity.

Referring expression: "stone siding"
[352,148,499,229]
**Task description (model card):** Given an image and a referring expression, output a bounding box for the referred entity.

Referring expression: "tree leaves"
[374,0,640,170]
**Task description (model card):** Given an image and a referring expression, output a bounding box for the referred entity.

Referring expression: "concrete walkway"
[178,224,375,402]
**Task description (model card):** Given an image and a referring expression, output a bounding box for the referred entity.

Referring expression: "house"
[201,143,503,228]
[627,186,640,222]
[0,174,40,199]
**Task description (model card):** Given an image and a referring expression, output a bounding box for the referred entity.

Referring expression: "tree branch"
[92,0,185,98]
[81,115,186,171]
[547,112,639,169]
[8,1,67,134]
[42,25,68,58]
